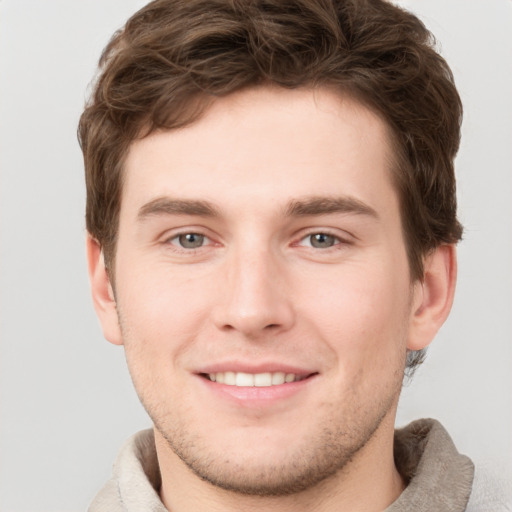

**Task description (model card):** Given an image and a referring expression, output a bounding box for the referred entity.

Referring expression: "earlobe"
[407,245,457,351]
[86,234,123,346]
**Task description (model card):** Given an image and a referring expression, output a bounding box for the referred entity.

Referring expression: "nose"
[212,247,295,337]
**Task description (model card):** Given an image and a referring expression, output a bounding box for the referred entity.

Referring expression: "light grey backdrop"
[1,0,511,510]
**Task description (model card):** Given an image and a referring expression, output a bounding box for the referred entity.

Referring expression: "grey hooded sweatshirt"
[89,419,510,511]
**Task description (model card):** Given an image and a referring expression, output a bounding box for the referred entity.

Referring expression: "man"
[79,1,501,510]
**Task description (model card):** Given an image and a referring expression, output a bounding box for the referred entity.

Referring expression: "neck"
[155,411,405,512]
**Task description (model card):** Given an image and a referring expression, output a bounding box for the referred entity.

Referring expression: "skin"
[88,86,456,512]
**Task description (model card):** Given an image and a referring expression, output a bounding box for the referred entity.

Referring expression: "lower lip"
[197,375,315,406]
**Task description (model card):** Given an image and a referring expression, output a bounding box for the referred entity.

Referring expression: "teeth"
[208,371,303,387]
[254,372,272,387]
[271,372,285,385]
[236,372,254,386]
[224,372,236,385]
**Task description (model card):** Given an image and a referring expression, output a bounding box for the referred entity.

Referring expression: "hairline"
[100,84,426,285]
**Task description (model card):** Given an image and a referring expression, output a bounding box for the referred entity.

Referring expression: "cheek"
[118,260,212,330]
[116,271,207,404]
[115,264,218,384]
[298,262,411,364]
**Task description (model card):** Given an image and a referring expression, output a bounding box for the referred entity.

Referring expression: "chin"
[152,398,393,497]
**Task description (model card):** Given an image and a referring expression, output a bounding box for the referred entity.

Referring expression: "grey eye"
[309,233,337,248]
[178,233,205,249]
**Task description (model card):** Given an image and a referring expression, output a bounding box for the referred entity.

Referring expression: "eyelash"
[296,232,347,250]
[166,232,214,250]
[164,230,350,253]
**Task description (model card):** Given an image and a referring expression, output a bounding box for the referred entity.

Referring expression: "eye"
[300,233,340,249]
[170,233,207,249]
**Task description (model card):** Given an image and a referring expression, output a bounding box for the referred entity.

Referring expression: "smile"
[205,371,309,387]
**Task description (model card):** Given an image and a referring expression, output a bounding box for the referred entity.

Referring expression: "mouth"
[200,371,314,387]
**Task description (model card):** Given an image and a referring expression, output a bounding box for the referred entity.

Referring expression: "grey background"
[1,0,511,510]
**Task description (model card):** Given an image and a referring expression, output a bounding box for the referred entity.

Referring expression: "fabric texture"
[386,419,474,511]
[89,429,166,512]
[466,460,512,512]
[88,418,509,511]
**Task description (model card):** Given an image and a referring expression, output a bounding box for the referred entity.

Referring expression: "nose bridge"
[214,239,294,335]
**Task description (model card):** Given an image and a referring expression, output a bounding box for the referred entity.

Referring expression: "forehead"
[122,86,397,218]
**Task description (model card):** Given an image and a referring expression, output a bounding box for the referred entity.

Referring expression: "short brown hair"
[78,0,463,371]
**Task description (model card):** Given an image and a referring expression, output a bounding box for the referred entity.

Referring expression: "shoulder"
[88,429,166,512]
[88,478,123,512]
[466,459,512,512]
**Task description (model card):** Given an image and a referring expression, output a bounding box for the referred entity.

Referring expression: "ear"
[86,234,123,345]
[407,245,457,351]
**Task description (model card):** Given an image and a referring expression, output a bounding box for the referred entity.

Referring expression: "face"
[105,87,423,494]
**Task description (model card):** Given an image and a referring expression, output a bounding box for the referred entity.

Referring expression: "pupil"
[179,233,204,248]
[311,233,334,248]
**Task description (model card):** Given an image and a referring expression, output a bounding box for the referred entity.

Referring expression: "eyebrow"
[137,195,378,221]
[137,197,221,220]
[285,196,379,219]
